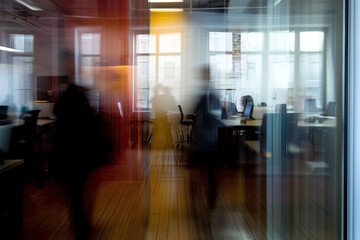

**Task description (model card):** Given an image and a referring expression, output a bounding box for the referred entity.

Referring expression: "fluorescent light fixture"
[274,0,282,7]
[148,0,183,2]
[16,0,43,11]
[0,46,24,52]
[150,8,183,12]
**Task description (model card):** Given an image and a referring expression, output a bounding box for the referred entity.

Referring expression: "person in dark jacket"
[53,50,106,239]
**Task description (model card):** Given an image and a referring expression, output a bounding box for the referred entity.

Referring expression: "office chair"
[304,99,319,113]
[275,103,287,115]
[285,113,303,157]
[244,113,285,160]
[326,101,336,116]
[17,110,42,185]
[177,105,193,142]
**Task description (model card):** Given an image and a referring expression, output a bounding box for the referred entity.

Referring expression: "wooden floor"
[4,141,338,240]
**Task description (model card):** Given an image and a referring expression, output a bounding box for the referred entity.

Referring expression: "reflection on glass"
[0,0,345,239]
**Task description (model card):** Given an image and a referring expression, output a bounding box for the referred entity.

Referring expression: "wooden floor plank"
[11,147,337,240]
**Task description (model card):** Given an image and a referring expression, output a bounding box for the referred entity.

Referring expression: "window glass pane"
[137,89,149,109]
[210,54,233,89]
[269,31,295,52]
[240,32,263,51]
[136,56,156,89]
[209,32,233,52]
[158,55,181,88]
[136,34,156,54]
[299,54,323,83]
[300,31,324,52]
[299,54,323,110]
[159,33,181,53]
[135,55,156,110]
[81,33,101,55]
[239,54,262,88]
[80,56,100,87]
[11,34,34,53]
[268,54,294,88]
[12,56,33,109]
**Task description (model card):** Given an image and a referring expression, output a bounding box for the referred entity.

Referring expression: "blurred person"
[53,50,109,239]
[150,84,176,149]
[188,65,225,217]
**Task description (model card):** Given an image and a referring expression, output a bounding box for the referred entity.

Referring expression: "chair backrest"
[275,104,287,115]
[221,108,227,119]
[22,110,41,144]
[285,113,299,143]
[260,113,286,159]
[177,105,184,123]
[0,125,12,153]
[326,101,336,116]
[0,105,8,120]
[230,102,239,115]
[304,99,318,113]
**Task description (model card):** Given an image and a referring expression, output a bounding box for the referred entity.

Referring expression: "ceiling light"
[0,46,24,52]
[15,0,43,11]
[150,8,183,12]
[148,0,183,2]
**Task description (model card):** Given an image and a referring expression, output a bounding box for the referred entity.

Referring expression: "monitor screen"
[243,101,253,119]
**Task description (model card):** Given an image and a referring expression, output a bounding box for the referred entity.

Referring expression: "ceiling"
[0,0,338,35]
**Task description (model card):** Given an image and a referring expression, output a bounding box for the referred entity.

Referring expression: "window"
[209,30,325,110]
[299,31,324,107]
[134,32,181,111]
[268,31,295,100]
[79,33,101,87]
[238,32,263,99]
[209,32,233,93]
[10,34,34,110]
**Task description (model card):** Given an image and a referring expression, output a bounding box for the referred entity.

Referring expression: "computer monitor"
[243,101,254,119]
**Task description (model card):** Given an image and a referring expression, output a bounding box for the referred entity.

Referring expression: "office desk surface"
[0,159,24,174]
[4,119,55,128]
[221,118,336,128]
[298,119,337,128]
[222,119,262,127]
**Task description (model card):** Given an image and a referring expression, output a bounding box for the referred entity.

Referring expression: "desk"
[0,160,24,232]
[298,118,336,159]
[222,118,336,129]
[222,119,262,129]
[7,119,55,187]
[219,117,337,164]
[297,118,336,128]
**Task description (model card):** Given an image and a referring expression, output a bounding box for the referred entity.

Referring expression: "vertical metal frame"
[347,0,360,239]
